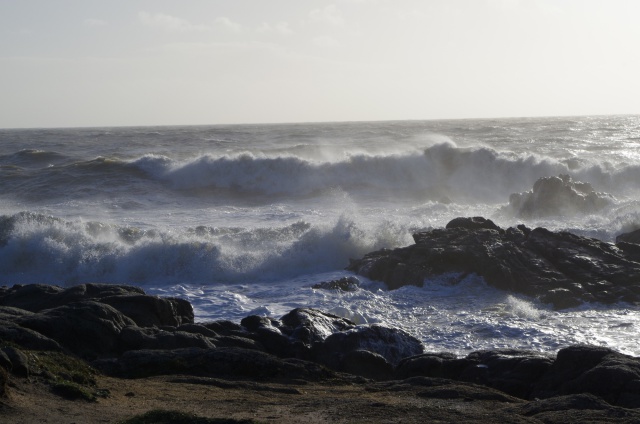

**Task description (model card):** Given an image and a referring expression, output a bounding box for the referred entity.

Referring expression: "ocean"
[1,115,639,356]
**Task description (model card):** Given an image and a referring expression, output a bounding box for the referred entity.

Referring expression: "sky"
[1,0,639,128]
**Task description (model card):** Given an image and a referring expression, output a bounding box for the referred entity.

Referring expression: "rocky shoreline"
[348,216,640,309]
[2,217,640,422]
[0,285,639,422]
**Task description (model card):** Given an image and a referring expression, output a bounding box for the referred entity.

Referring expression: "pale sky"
[1,0,639,128]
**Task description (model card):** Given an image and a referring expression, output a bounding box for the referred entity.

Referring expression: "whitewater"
[1,115,639,356]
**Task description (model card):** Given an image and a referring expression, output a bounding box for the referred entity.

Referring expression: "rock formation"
[2,282,640,421]
[347,216,640,309]
[507,174,613,217]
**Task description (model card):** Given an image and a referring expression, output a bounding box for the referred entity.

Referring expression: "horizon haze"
[1,0,639,129]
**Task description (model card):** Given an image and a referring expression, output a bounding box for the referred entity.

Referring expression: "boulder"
[14,301,136,358]
[0,283,144,312]
[0,283,194,327]
[0,346,30,377]
[100,294,194,327]
[461,349,554,399]
[118,326,215,352]
[279,308,356,346]
[0,318,63,352]
[503,393,640,422]
[617,228,640,245]
[240,315,290,357]
[532,345,640,408]
[315,324,424,368]
[348,217,640,308]
[395,352,474,381]
[396,349,553,399]
[311,276,361,292]
[507,174,613,218]
[93,347,339,382]
[339,349,394,380]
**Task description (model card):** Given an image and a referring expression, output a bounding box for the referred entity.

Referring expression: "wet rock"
[15,301,136,358]
[462,349,554,399]
[0,317,63,351]
[240,315,290,357]
[617,228,640,245]
[118,326,215,351]
[339,349,394,380]
[311,276,361,292]
[315,324,424,368]
[348,217,640,308]
[0,364,7,398]
[0,346,30,377]
[175,323,219,338]
[202,320,245,336]
[0,283,144,312]
[508,174,613,218]
[532,345,640,408]
[396,349,553,399]
[279,308,356,346]
[504,393,640,423]
[94,347,340,382]
[101,294,194,327]
[211,335,265,351]
[395,352,470,380]
[0,283,193,327]
[445,216,502,232]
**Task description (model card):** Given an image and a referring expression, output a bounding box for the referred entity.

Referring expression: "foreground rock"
[3,283,640,422]
[347,216,640,308]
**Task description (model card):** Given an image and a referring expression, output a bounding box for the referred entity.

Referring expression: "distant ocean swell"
[4,142,640,202]
[0,211,410,286]
[152,143,640,199]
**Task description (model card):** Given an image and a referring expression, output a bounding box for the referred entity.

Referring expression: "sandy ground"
[0,373,536,424]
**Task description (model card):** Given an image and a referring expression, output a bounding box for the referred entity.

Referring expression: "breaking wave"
[0,211,412,287]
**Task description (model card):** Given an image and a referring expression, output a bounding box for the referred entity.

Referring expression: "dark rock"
[373,376,523,403]
[615,241,640,263]
[462,349,554,399]
[311,276,361,292]
[175,323,219,338]
[395,352,471,380]
[617,228,640,245]
[348,217,640,308]
[15,301,136,358]
[508,174,613,218]
[340,349,393,380]
[100,294,194,327]
[0,346,30,377]
[0,350,11,373]
[0,283,144,312]
[0,318,63,351]
[315,324,424,370]
[396,349,553,400]
[0,364,7,398]
[240,315,291,356]
[445,216,502,232]
[0,283,193,328]
[504,393,640,423]
[211,335,265,351]
[118,326,215,352]
[279,308,356,346]
[94,347,339,382]
[532,345,640,408]
[201,320,245,336]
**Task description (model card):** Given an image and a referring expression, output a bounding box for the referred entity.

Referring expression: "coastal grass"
[15,348,107,402]
[28,350,97,385]
[118,409,261,424]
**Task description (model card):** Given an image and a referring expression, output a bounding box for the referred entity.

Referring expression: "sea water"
[1,116,639,356]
